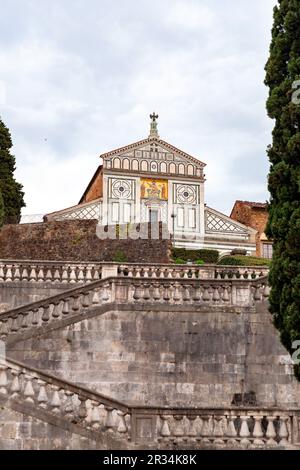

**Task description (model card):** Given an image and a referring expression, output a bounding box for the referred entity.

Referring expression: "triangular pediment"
[101,137,206,168]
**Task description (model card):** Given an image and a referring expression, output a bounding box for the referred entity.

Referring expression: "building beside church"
[46,115,256,256]
[230,200,272,259]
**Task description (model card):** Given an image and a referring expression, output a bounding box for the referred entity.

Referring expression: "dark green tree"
[264,0,300,377]
[0,117,25,224]
[0,189,4,227]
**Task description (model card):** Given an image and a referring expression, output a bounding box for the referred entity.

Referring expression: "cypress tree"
[0,189,4,228]
[0,117,25,224]
[264,0,300,377]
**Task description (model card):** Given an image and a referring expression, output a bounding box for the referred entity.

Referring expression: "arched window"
[160,162,167,173]
[113,158,121,169]
[141,160,148,172]
[187,164,194,176]
[178,163,185,175]
[132,159,139,171]
[169,163,176,174]
[123,158,130,170]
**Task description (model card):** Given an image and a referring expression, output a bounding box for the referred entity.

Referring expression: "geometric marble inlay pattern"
[53,201,100,221]
[205,209,248,234]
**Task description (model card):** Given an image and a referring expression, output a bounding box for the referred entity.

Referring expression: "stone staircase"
[1,263,300,449]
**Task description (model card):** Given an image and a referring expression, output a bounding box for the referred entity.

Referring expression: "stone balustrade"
[0,356,298,448]
[0,357,130,441]
[0,276,270,342]
[0,261,102,284]
[215,266,269,280]
[131,409,297,448]
[0,259,269,284]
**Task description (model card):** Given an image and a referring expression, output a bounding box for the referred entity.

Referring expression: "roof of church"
[79,165,103,204]
[100,137,206,168]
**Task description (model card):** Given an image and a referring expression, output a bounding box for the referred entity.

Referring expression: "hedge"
[172,248,219,264]
[218,256,271,267]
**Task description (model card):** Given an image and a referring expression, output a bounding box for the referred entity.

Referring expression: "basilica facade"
[46,115,256,255]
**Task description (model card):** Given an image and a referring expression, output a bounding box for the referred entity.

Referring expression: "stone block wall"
[0,220,171,263]
[8,303,300,409]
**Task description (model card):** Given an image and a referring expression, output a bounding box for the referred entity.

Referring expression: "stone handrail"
[0,357,298,448]
[0,356,130,441]
[131,407,299,448]
[0,259,269,283]
[0,260,102,284]
[0,276,270,343]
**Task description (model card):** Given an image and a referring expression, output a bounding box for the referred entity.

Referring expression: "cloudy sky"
[0,0,276,217]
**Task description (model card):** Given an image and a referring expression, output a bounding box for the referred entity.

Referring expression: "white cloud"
[0,0,277,217]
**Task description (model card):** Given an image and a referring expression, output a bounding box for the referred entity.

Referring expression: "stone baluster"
[187,415,198,439]
[92,290,100,304]
[37,268,45,283]
[62,300,70,315]
[0,366,8,394]
[61,268,69,283]
[252,415,264,446]
[212,416,225,445]
[253,286,262,302]
[239,416,251,446]
[160,416,171,438]
[29,267,37,282]
[90,401,101,429]
[105,406,115,431]
[14,267,21,282]
[11,315,21,333]
[226,415,238,445]
[10,369,21,398]
[0,265,4,281]
[81,293,90,308]
[45,269,53,282]
[31,309,40,326]
[37,380,49,408]
[221,286,230,302]
[172,283,181,302]
[64,390,74,417]
[77,267,85,283]
[50,386,61,413]
[152,283,161,301]
[266,416,277,446]
[0,320,9,339]
[278,416,289,446]
[23,375,35,403]
[173,415,184,440]
[192,285,201,302]
[72,296,80,311]
[200,415,213,444]
[133,284,141,301]
[202,286,211,302]
[22,268,29,282]
[212,287,220,302]
[163,285,171,302]
[86,267,93,283]
[54,269,61,283]
[78,397,88,420]
[69,267,77,283]
[142,284,151,301]
[21,312,31,329]
[5,266,13,282]
[42,305,51,323]
[182,285,191,302]
[93,268,101,280]
[117,410,128,434]
[52,302,61,319]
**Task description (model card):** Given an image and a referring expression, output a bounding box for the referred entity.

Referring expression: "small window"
[262,243,273,259]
